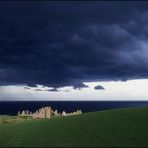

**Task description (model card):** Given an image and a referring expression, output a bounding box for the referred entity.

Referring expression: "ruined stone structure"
[18,106,82,119]
[32,107,53,119]
[62,110,82,116]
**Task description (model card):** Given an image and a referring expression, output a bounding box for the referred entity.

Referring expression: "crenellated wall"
[18,107,82,119]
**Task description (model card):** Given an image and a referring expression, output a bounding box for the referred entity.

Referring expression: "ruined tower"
[45,107,53,118]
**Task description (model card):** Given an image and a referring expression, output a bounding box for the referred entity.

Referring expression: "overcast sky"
[0,1,148,101]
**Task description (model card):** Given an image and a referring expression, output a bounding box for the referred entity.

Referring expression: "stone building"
[32,107,53,119]
[62,110,82,116]
[18,107,53,119]
[18,106,82,119]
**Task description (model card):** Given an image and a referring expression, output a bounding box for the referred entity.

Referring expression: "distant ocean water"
[1,101,148,115]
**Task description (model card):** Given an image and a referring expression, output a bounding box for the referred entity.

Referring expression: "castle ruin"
[18,106,82,119]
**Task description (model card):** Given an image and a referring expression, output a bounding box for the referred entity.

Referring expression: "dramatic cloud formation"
[0,1,148,89]
[34,89,42,91]
[24,86,30,89]
[94,85,104,90]
[47,88,59,92]
[73,83,88,90]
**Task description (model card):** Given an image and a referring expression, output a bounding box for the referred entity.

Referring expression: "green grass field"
[0,107,148,147]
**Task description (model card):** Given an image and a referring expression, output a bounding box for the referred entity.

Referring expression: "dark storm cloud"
[0,1,148,88]
[24,86,30,89]
[27,83,37,87]
[34,89,42,91]
[94,85,105,90]
[47,88,59,92]
[73,83,88,90]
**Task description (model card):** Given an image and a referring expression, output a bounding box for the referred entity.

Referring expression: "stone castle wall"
[18,107,82,119]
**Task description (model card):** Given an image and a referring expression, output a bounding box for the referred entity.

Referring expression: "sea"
[1,101,148,115]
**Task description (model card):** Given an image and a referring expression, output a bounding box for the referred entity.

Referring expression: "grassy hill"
[0,107,148,147]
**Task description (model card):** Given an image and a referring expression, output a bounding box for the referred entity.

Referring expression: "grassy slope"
[0,107,148,147]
